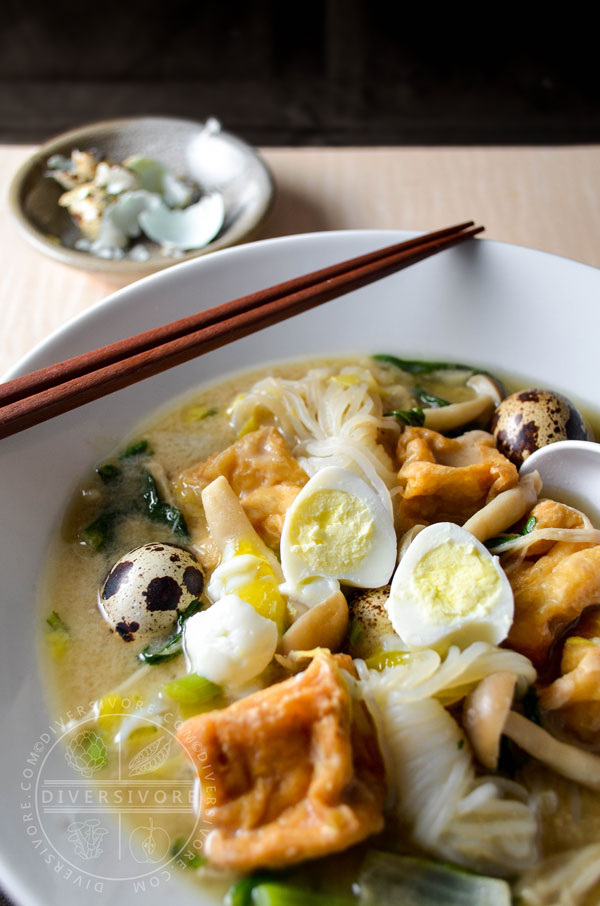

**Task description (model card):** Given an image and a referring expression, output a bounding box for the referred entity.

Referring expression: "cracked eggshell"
[99,542,204,642]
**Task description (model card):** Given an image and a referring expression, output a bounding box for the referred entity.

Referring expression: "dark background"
[1,1,599,146]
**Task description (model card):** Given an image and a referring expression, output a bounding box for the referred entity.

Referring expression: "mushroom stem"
[463,671,518,769]
[201,476,282,577]
[462,472,542,542]
[423,395,495,432]
[279,591,349,654]
[504,710,600,792]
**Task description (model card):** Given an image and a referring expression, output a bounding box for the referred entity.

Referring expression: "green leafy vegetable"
[385,408,426,427]
[96,463,121,483]
[81,512,119,550]
[120,439,152,458]
[46,610,70,658]
[141,469,189,537]
[485,515,537,551]
[163,673,221,706]
[46,611,69,633]
[357,851,511,906]
[412,386,450,408]
[139,599,203,664]
[374,354,479,375]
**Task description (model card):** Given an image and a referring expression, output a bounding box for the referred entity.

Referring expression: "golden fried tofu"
[506,500,600,668]
[172,427,308,568]
[396,428,518,532]
[539,633,600,742]
[176,654,385,871]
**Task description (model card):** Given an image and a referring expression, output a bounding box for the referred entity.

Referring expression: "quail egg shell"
[491,388,593,467]
[99,542,204,642]
[280,466,397,592]
[386,522,514,652]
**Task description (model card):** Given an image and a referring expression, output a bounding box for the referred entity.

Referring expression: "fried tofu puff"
[176,653,385,871]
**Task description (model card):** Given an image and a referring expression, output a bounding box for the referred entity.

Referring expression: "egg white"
[386,522,514,652]
[280,466,397,597]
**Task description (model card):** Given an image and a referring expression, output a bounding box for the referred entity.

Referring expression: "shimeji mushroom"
[462,472,542,542]
[423,374,504,432]
[279,590,349,654]
[463,671,600,791]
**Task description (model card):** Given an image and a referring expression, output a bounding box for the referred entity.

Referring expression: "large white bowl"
[0,230,598,906]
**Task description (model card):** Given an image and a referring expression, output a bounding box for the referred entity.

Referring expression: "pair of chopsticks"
[0,221,483,440]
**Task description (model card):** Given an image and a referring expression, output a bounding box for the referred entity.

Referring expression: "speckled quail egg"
[386,522,514,652]
[280,466,397,593]
[491,388,593,468]
[346,586,397,658]
[99,542,204,642]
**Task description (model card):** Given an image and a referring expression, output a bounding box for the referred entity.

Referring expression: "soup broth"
[40,355,600,905]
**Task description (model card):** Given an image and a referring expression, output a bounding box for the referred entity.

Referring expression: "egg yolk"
[287,488,374,574]
[228,541,287,632]
[411,541,501,623]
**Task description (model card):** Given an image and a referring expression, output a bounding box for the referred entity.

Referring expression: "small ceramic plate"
[8,116,275,276]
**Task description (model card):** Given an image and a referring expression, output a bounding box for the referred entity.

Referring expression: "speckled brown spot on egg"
[143,576,182,611]
[183,565,204,596]
[115,619,140,642]
[491,388,592,468]
[102,560,133,600]
[99,542,205,640]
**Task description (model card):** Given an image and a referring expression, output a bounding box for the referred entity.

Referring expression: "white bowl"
[0,229,598,906]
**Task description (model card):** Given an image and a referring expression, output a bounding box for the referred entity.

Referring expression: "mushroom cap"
[491,388,592,468]
[462,671,518,769]
[100,542,204,642]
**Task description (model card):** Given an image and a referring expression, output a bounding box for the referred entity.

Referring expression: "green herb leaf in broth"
[385,408,426,427]
[81,511,119,550]
[140,469,189,538]
[96,463,121,483]
[485,516,537,552]
[139,598,203,664]
[46,610,69,633]
[412,386,450,408]
[373,354,479,375]
[120,439,152,458]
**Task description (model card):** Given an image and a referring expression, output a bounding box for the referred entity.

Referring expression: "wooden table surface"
[1,144,600,377]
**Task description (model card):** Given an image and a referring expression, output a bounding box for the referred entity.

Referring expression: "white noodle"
[515,844,600,905]
[354,645,539,875]
[228,367,399,513]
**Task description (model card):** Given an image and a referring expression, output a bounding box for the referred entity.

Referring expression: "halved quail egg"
[386,522,513,652]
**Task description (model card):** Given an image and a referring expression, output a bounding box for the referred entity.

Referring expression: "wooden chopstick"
[0,222,483,439]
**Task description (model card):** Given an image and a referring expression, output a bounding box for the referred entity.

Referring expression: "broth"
[39,355,600,904]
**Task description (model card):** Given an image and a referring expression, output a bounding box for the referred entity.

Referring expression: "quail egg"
[280,466,397,595]
[386,522,514,652]
[100,542,204,642]
[491,388,593,468]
